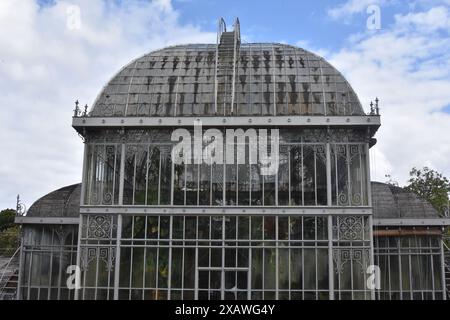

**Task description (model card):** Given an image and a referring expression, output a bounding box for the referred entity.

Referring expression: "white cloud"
[328,0,387,20]
[326,6,450,185]
[395,6,450,32]
[0,0,215,210]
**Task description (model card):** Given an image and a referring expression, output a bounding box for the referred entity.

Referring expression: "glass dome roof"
[90,43,365,117]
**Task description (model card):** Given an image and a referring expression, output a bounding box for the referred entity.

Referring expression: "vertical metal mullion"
[301,216,304,299]
[100,144,106,204]
[430,237,435,300]
[365,143,372,206]
[440,240,447,300]
[275,216,279,299]
[346,144,351,205]
[181,240,185,298]
[328,215,334,300]
[248,245,252,300]
[334,145,339,205]
[47,231,54,300]
[314,150,317,205]
[221,216,225,300]
[132,148,137,205]
[142,217,147,300]
[275,148,279,206]
[288,146,291,205]
[128,218,134,300]
[194,246,199,300]
[223,156,226,205]
[87,147,95,205]
[170,156,174,206]
[119,144,125,205]
[80,143,88,205]
[210,159,213,205]
[397,237,403,299]
[74,215,83,300]
[368,216,375,300]
[301,144,304,205]
[27,249,33,300]
[57,239,64,300]
[168,216,173,300]
[94,245,100,300]
[236,158,239,205]
[197,163,200,206]
[112,145,117,205]
[408,249,413,299]
[155,218,160,298]
[145,146,150,206]
[184,163,187,205]
[158,150,162,205]
[113,214,122,300]
[315,223,318,300]
[326,143,332,206]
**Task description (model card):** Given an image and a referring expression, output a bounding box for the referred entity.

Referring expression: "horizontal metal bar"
[73,115,381,129]
[374,229,442,237]
[15,217,79,225]
[373,218,450,226]
[80,206,372,216]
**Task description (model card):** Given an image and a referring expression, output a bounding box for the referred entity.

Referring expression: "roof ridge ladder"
[214,18,240,116]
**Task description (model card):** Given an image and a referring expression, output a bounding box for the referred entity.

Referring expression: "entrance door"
[197,268,249,300]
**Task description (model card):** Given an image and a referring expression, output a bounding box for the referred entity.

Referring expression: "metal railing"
[0,246,20,299]
[443,240,450,299]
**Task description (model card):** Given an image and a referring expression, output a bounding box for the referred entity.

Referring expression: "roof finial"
[16,194,26,216]
[73,100,80,117]
[370,101,374,115]
[83,104,88,116]
[375,97,380,115]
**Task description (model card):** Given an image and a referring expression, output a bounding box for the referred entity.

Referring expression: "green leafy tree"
[406,167,450,216]
[0,209,20,256]
[0,209,16,231]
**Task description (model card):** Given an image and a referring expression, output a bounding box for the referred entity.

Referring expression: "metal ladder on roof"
[0,247,20,300]
[214,18,240,116]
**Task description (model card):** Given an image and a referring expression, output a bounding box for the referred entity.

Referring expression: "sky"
[0,0,450,210]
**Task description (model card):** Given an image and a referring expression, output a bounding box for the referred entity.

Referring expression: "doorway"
[196,268,249,300]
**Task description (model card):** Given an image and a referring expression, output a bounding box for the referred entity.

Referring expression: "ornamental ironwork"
[87,215,115,239]
[332,248,370,274]
[333,216,365,241]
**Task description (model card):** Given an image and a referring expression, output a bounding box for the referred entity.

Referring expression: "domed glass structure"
[11,19,450,301]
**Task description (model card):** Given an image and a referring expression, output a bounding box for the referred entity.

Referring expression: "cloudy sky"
[0,0,449,210]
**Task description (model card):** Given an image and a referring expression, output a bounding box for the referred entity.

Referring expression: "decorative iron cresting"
[332,248,370,274]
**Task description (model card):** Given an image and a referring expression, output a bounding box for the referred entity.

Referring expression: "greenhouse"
[10,18,450,300]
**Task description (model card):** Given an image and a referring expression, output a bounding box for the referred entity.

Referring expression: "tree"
[0,209,19,256]
[0,208,16,231]
[406,167,450,216]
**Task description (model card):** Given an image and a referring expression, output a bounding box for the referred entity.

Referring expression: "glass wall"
[84,135,368,208]
[84,144,121,205]
[77,213,372,300]
[374,234,445,300]
[19,225,78,300]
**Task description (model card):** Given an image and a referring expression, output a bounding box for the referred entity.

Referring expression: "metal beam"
[72,115,381,129]
[373,218,450,226]
[79,206,372,216]
[15,217,80,225]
